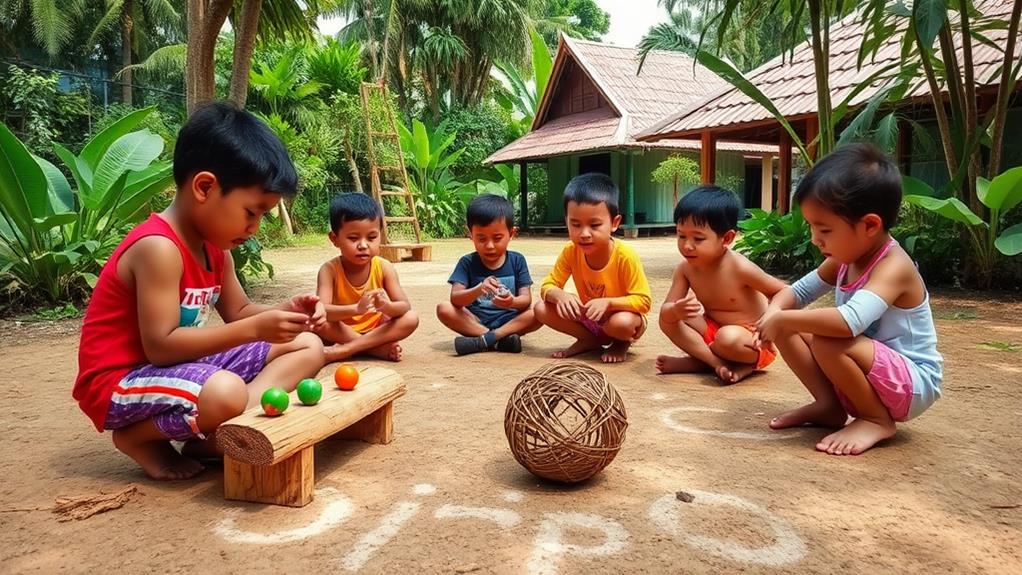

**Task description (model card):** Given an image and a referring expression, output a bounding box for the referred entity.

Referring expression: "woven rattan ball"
[504,361,628,483]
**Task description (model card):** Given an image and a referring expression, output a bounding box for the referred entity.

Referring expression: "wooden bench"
[379,242,432,263]
[216,366,405,507]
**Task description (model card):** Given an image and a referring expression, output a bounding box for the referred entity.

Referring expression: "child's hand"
[255,309,312,343]
[372,289,399,316]
[552,291,583,320]
[480,276,502,296]
[583,298,612,322]
[492,290,515,309]
[309,300,327,331]
[663,294,702,323]
[282,293,320,315]
[754,310,786,348]
[356,291,378,315]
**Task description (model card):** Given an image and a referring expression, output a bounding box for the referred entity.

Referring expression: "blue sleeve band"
[837,289,889,336]
[791,270,832,309]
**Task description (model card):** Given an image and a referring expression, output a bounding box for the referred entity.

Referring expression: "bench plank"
[216,366,406,466]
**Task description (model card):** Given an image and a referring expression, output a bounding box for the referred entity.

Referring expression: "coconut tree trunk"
[343,134,365,193]
[186,0,234,114]
[807,0,833,156]
[121,0,134,105]
[228,0,262,107]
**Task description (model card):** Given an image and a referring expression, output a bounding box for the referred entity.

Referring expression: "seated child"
[534,173,652,363]
[436,194,540,355]
[757,143,943,455]
[73,102,325,481]
[316,192,419,362]
[656,186,788,384]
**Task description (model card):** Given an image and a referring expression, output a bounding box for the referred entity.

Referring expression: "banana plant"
[0,107,172,304]
[903,167,1022,286]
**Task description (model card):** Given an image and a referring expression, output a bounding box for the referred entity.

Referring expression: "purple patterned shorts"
[104,341,271,440]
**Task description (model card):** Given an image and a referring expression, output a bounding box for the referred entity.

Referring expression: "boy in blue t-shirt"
[436,194,540,355]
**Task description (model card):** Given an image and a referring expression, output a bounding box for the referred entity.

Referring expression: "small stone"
[675,491,695,503]
[455,564,481,573]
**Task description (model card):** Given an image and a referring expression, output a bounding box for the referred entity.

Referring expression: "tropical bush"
[0,108,173,307]
[0,65,94,158]
[735,207,822,277]
[444,103,517,179]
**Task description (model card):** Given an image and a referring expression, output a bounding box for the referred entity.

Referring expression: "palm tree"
[89,0,183,105]
[0,0,75,58]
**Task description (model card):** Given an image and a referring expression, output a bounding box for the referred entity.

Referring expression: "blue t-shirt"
[448,251,533,325]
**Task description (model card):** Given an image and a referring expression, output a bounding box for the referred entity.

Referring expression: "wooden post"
[519,161,529,231]
[805,116,819,161]
[760,154,774,211]
[224,447,314,507]
[623,153,637,237]
[700,130,717,184]
[334,403,394,444]
[778,130,792,215]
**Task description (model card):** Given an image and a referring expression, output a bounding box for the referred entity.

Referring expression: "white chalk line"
[411,483,437,495]
[213,488,354,544]
[341,501,421,571]
[527,512,629,575]
[434,505,521,529]
[501,490,524,503]
[648,491,807,566]
[659,406,798,441]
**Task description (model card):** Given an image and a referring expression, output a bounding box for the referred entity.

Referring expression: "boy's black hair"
[563,173,619,218]
[466,193,515,230]
[173,101,298,196]
[329,192,382,233]
[673,186,742,236]
[794,143,902,230]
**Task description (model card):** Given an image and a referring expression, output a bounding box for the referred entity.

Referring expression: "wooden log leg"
[379,245,402,263]
[411,246,431,262]
[333,402,394,444]
[224,446,314,507]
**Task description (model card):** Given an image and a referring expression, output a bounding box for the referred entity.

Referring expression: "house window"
[579,153,611,176]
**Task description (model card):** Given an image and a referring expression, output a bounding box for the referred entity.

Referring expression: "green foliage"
[651,156,699,187]
[735,207,821,276]
[892,204,961,286]
[904,168,1022,286]
[307,38,367,95]
[397,117,474,237]
[30,302,80,320]
[231,238,274,290]
[93,103,184,157]
[442,103,516,178]
[492,26,553,137]
[535,0,611,50]
[0,65,94,157]
[0,107,172,306]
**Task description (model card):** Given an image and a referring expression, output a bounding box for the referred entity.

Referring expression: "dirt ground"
[1,237,1020,574]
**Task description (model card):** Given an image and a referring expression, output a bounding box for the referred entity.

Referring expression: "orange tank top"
[330,256,385,334]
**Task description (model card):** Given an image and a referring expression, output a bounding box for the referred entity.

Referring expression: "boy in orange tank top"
[316,193,419,362]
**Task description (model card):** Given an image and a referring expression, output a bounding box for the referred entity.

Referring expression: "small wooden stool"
[379,243,432,263]
[216,366,405,507]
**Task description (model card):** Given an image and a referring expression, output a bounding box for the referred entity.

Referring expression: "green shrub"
[443,103,516,179]
[231,238,274,290]
[0,65,94,158]
[735,208,822,277]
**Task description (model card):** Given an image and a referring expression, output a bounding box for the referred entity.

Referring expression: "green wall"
[544,149,749,225]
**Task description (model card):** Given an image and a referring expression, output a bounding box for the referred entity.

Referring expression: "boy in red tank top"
[74,102,326,480]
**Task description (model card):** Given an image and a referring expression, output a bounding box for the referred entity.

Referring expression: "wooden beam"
[760,154,774,211]
[519,161,529,230]
[778,130,792,215]
[700,131,716,184]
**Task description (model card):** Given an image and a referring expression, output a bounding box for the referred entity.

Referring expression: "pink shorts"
[835,339,914,422]
[579,314,647,341]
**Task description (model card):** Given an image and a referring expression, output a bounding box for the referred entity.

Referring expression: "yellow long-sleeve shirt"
[540,240,652,315]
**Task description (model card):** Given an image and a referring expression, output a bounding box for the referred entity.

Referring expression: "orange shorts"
[702,318,776,370]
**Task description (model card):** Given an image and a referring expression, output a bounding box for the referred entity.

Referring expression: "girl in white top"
[756,144,943,456]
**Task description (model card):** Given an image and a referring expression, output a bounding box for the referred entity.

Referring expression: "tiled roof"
[485,36,776,164]
[638,0,1018,141]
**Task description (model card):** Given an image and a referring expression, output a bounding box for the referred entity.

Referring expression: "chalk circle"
[659,407,797,441]
[214,487,354,544]
[648,491,807,567]
[501,490,525,503]
[528,512,629,575]
[650,392,668,401]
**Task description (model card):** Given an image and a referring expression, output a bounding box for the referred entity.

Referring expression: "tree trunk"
[988,0,1022,177]
[916,32,958,193]
[343,133,364,193]
[121,0,134,105]
[185,0,234,115]
[807,0,833,157]
[228,0,262,108]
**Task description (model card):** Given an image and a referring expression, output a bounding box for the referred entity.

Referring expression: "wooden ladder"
[359,82,431,263]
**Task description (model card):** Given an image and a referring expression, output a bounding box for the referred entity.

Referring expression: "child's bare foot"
[655,355,709,374]
[112,431,204,480]
[715,362,756,385]
[324,343,355,363]
[816,418,896,455]
[367,342,402,362]
[601,340,631,363]
[769,401,847,429]
[552,338,602,359]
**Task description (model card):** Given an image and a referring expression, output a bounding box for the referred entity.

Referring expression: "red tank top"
[74,214,225,431]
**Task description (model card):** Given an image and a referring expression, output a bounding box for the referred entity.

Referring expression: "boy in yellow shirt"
[316,193,419,362]
[535,174,652,363]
